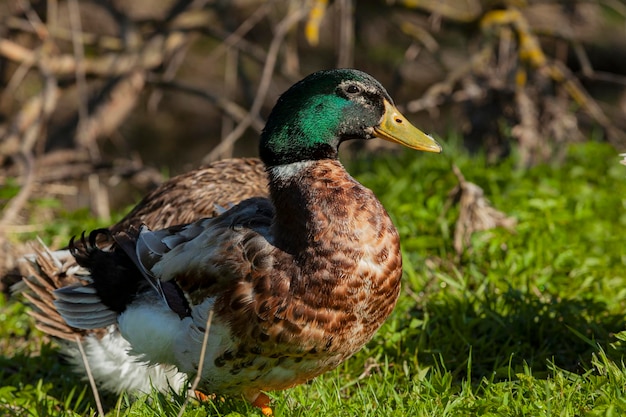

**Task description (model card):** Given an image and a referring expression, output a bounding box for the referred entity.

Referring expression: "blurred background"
[1,0,625,275]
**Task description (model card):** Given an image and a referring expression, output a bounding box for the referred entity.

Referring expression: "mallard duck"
[52,68,442,414]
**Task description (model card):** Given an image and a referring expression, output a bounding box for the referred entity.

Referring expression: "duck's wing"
[109,219,212,308]
[133,197,275,296]
[110,158,268,234]
[54,197,275,329]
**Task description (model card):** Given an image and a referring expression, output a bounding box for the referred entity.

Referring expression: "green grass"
[2,140,626,416]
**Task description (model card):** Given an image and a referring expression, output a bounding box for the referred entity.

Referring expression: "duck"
[51,68,442,415]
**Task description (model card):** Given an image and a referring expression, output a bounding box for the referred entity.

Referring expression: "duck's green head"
[260,69,442,167]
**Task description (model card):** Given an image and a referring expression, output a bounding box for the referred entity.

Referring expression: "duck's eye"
[346,84,361,94]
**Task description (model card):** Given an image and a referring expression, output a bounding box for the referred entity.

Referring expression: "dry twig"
[177,310,214,417]
[76,336,105,417]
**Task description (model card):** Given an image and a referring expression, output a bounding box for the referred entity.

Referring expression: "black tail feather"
[69,229,142,313]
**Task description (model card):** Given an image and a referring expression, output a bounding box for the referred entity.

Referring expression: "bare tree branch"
[203,6,308,162]
[145,75,265,132]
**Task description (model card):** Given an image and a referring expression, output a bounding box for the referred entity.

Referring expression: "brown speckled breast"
[207,159,402,392]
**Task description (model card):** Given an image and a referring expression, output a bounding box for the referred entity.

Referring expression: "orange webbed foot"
[193,390,216,402]
[252,392,273,416]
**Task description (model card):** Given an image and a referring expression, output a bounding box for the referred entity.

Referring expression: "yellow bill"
[373,99,442,153]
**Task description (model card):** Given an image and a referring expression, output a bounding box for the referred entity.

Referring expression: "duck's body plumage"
[37,69,442,411]
[60,159,402,401]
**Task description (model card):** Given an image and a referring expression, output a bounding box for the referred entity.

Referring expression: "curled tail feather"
[68,229,144,315]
